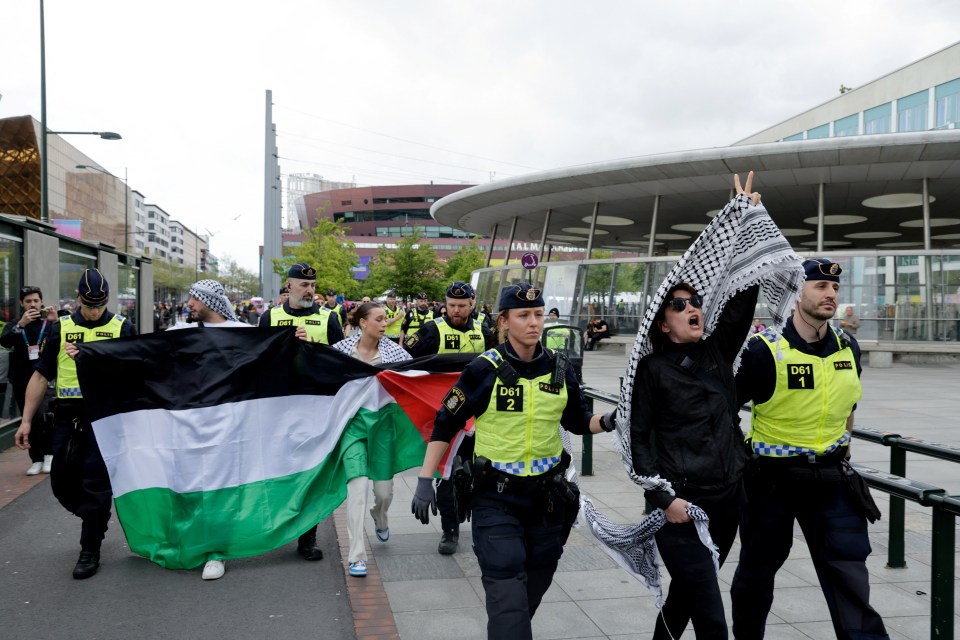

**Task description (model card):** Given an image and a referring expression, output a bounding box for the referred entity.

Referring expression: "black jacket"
[629,286,758,509]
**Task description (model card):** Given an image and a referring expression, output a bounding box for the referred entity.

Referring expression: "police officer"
[400,292,434,343]
[405,281,493,554]
[14,269,138,579]
[259,263,344,345]
[412,282,615,640]
[731,258,889,640]
[382,291,404,344]
[321,288,348,327]
[259,262,339,561]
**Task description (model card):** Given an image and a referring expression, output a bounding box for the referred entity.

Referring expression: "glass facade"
[58,242,97,311]
[897,90,928,132]
[117,260,139,330]
[473,251,960,343]
[935,78,960,129]
[864,103,892,134]
[834,114,859,137]
[806,124,830,139]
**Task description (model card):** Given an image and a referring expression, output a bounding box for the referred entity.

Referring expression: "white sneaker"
[26,462,43,476]
[42,455,53,473]
[201,560,225,580]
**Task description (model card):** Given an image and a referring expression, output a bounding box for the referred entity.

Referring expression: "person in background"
[584,317,610,351]
[750,318,766,334]
[323,289,348,327]
[840,305,860,337]
[332,302,411,577]
[382,292,404,344]
[400,292,434,344]
[0,286,55,475]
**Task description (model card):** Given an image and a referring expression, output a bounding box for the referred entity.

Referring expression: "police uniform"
[383,297,403,343]
[404,282,492,552]
[322,289,348,326]
[258,263,338,560]
[401,293,434,338]
[29,270,138,579]
[418,283,605,640]
[731,259,889,640]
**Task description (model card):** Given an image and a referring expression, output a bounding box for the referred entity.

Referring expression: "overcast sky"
[4,1,959,272]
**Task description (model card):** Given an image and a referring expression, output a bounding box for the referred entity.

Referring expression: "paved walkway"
[0,354,957,639]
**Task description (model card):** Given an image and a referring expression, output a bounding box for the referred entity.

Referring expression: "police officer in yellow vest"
[14,269,138,580]
[322,288,348,327]
[731,259,889,640]
[400,291,433,343]
[405,281,493,554]
[412,283,615,640]
[382,291,404,343]
[258,262,340,561]
[259,262,344,346]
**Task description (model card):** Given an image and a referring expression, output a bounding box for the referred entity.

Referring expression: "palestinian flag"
[76,328,474,570]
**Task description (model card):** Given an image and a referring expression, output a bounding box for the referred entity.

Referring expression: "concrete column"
[891,99,899,133]
[484,224,498,268]
[23,230,59,306]
[139,260,154,333]
[503,217,517,265]
[923,177,932,250]
[585,202,600,259]
[538,209,552,262]
[647,196,660,256]
[928,87,936,130]
[858,111,865,135]
[97,250,119,312]
[817,182,825,253]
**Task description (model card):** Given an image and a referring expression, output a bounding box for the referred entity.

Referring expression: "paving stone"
[383,578,481,612]
[553,568,652,601]
[531,601,604,639]
[394,607,487,640]
[376,553,465,582]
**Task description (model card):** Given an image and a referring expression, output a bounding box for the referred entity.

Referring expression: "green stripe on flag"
[114,402,428,569]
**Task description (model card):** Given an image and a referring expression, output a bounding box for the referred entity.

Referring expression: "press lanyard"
[22,319,48,347]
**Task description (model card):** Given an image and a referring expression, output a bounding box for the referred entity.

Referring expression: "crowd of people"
[3,172,889,639]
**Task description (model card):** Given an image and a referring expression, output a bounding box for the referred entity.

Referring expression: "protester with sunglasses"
[0,286,56,475]
[629,175,762,639]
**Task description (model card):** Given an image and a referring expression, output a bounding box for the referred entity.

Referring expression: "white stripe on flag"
[94,376,392,498]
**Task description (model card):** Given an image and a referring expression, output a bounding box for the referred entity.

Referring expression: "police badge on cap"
[498,282,544,310]
[446,281,471,299]
[803,258,843,283]
[287,262,317,280]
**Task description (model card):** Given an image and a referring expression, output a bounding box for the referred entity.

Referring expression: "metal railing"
[580,386,958,640]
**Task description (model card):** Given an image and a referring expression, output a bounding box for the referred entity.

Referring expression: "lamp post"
[38,0,121,222]
[75,164,129,252]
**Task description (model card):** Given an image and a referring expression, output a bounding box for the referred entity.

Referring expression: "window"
[834,114,859,137]
[935,78,960,129]
[897,90,928,132]
[806,124,829,139]
[58,244,97,309]
[782,132,804,141]
[864,103,892,134]
[341,200,352,205]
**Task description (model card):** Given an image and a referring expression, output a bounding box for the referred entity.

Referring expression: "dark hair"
[346,302,382,328]
[650,282,699,350]
[19,286,42,302]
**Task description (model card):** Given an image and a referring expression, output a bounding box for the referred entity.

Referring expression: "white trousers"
[346,476,394,563]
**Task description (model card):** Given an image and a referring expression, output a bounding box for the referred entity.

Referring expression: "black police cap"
[803,258,843,283]
[77,268,109,307]
[287,262,317,280]
[498,282,544,310]
[446,282,471,299]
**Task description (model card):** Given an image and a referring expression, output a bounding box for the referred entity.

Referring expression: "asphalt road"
[0,480,355,640]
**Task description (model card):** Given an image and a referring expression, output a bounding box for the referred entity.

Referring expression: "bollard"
[582,393,593,476]
[887,447,907,568]
[927,494,957,640]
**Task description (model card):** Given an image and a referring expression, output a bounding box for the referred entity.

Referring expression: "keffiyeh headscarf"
[190,279,237,322]
[582,194,806,605]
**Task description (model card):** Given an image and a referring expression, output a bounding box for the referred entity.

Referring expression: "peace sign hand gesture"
[734,171,762,206]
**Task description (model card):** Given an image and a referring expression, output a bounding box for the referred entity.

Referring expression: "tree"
[272,219,359,294]
[361,227,445,300]
[444,240,485,283]
[217,256,260,301]
[152,259,197,303]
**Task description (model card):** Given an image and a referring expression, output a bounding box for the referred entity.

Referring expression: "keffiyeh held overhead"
[583,185,805,603]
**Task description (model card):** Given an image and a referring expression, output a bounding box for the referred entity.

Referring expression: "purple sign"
[520,252,539,270]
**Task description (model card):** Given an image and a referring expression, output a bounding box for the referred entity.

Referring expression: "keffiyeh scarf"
[331,332,412,363]
[582,194,805,603]
[190,279,237,322]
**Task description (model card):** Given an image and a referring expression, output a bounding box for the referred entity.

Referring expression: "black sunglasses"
[666,294,703,312]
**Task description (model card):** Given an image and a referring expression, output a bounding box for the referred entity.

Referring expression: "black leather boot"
[297,529,324,561]
[72,550,100,580]
[438,530,459,555]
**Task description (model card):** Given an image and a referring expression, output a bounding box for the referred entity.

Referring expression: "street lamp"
[75,164,129,252]
[38,0,121,223]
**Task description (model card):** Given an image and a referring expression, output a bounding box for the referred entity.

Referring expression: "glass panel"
[834,114,859,137]
[0,235,24,420]
[897,90,928,132]
[864,103,892,134]
[783,132,804,141]
[117,263,139,331]
[935,78,960,128]
[806,124,830,139]
[58,249,97,312]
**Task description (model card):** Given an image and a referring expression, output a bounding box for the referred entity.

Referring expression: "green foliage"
[444,240,485,283]
[217,256,260,300]
[152,260,199,302]
[362,227,445,300]
[272,220,359,294]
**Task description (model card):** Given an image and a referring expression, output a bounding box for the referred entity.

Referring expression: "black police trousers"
[471,488,571,640]
[50,413,113,552]
[437,437,474,534]
[653,481,742,639]
[731,463,889,640]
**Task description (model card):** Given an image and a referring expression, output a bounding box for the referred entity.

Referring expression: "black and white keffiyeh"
[331,332,412,364]
[581,193,805,603]
[189,279,237,322]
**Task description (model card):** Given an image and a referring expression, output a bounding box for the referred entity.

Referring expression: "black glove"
[411,477,437,525]
[599,408,618,432]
